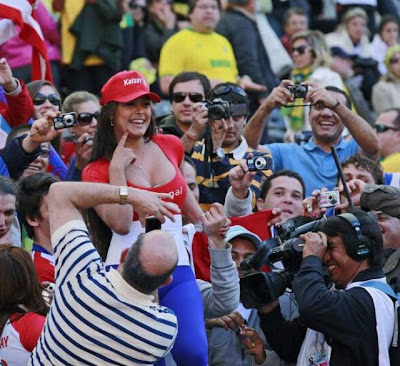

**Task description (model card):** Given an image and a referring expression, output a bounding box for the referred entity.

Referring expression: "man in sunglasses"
[374,108,400,174]
[190,82,272,211]
[243,80,380,197]
[158,72,211,153]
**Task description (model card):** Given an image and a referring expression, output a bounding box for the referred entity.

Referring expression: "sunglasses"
[373,124,400,133]
[290,45,312,55]
[389,58,400,65]
[213,85,247,97]
[172,92,204,103]
[77,111,100,125]
[33,93,61,106]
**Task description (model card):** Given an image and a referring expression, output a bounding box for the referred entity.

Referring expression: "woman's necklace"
[131,143,154,186]
[132,143,146,170]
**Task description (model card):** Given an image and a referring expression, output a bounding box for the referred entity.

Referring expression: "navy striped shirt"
[30,220,177,366]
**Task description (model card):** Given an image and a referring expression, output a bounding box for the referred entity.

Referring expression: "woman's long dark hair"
[87,100,157,260]
[0,244,49,334]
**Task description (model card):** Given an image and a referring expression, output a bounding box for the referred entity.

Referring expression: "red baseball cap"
[100,70,161,105]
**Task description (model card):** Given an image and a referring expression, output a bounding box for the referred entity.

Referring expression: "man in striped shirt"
[30,181,180,365]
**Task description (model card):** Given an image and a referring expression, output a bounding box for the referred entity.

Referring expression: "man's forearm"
[336,103,380,158]
[243,105,272,149]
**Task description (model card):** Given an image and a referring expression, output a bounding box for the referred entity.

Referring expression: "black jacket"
[259,256,384,365]
[216,8,278,97]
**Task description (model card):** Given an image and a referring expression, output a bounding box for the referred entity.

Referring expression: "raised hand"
[132,190,180,227]
[110,131,137,171]
[0,58,17,92]
[202,203,231,248]
[229,155,256,199]
[75,133,94,170]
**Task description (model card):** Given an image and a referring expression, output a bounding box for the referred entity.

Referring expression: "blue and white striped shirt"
[30,220,178,366]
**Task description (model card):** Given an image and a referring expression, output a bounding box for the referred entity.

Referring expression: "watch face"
[217,148,225,159]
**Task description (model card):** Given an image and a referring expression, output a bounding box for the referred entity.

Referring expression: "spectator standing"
[17,173,59,284]
[280,7,309,53]
[82,70,208,365]
[0,245,49,365]
[372,108,400,172]
[190,83,272,211]
[326,7,371,57]
[372,45,400,114]
[0,58,34,146]
[243,82,380,196]
[368,15,400,75]
[206,225,293,366]
[61,91,100,181]
[157,72,211,154]
[52,0,122,96]
[145,0,179,66]
[158,0,265,94]
[29,180,180,365]
[215,0,277,115]
[282,30,344,141]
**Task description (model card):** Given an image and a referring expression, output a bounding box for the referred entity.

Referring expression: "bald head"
[140,230,178,276]
[121,231,178,294]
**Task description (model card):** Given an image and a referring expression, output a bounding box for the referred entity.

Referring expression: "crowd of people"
[1,0,400,365]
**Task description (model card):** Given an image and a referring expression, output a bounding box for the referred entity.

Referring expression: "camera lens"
[255,157,266,170]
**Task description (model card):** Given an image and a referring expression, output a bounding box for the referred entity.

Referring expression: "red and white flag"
[0,0,53,82]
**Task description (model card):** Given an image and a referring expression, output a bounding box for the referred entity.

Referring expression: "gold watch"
[119,186,128,205]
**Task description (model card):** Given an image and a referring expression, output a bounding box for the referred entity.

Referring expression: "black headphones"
[337,213,371,261]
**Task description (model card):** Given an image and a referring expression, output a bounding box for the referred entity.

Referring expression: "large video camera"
[204,98,247,120]
[240,216,326,309]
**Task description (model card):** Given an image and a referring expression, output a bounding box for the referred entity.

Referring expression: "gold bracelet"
[119,186,128,205]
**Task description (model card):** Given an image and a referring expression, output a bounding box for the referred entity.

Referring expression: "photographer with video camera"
[251,209,394,365]
[191,82,273,211]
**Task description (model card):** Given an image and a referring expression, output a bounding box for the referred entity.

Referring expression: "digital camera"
[318,190,340,209]
[247,156,273,171]
[287,84,309,99]
[53,112,77,130]
[204,98,247,120]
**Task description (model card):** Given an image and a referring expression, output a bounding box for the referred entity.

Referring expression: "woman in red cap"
[82,70,208,365]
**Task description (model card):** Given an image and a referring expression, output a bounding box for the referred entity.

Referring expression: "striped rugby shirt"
[30,220,178,366]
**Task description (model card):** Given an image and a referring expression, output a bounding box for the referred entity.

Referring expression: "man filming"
[255,209,395,365]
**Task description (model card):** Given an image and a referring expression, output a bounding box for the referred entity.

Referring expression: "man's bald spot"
[139,230,178,276]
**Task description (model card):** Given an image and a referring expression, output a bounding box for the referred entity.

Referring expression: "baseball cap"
[330,46,353,59]
[100,70,161,106]
[225,225,262,248]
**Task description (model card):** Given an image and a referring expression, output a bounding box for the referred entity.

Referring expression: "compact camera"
[247,156,273,171]
[287,84,309,99]
[205,98,247,120]
[318,190,340,208]
[53,112,77,130]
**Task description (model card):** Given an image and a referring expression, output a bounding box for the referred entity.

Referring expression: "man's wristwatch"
[119,186,128,205]
[211,148,225,160]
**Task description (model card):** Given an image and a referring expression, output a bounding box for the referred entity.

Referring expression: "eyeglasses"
[389,58,400,65]
[172,92,204,103]
[213,85,247,97]
[77,111,100,125]
[39,149,50,158]
[373,124,400,133]
[33,93,61,106]
[290,45,312,55]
